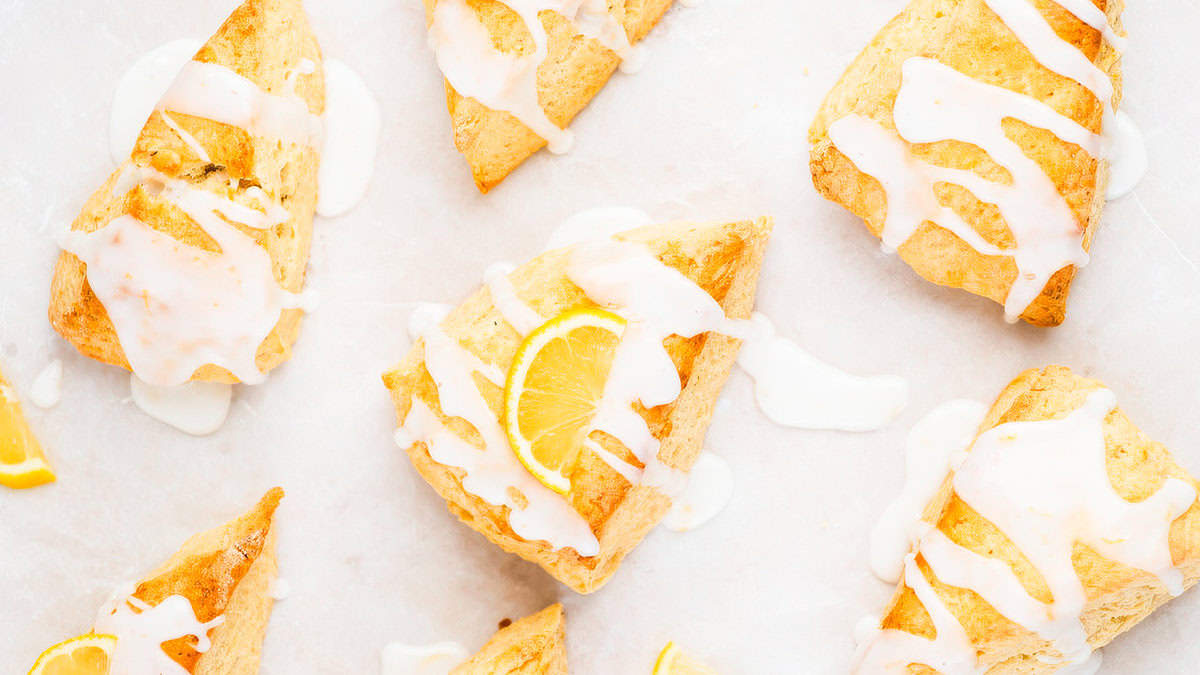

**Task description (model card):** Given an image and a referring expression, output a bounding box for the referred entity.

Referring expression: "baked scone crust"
[451,604,568,675]
[109,487,283,674]
[424,0,674,192]
[48,0,324,383]
[809,0,1124,326]
[383,218,771,593]
[877,367,1200,672]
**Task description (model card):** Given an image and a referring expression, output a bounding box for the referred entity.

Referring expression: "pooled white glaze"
[870,399,988,583]
[428,0,637,153]
[29,360,64,409]
[828,0,1127,321]
[735,313,909,432]
[663,451,733,532]
[60,166,301,386]
[110,39,203,163]
[317,59,381,217]
[544,207,654,251]
[157,60,322,147]
[130,375,233,436]
[1105,111,1148,200]
[94,584,223,675]
[856,390,1197,671]
[268,578,291,601]
[381,641,470,675]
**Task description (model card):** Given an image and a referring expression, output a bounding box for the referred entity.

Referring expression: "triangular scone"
[424,0,674,192]
[383,218,771,593]
[452,604,568,674]
[857,368,1200,672]
[49,0,324,384]
[809,0,1124,326]
[93,488,283,673]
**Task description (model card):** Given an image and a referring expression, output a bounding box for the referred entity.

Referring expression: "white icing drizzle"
[855,390,1197,672]
[855,552,985,674]
[483,262,545,335]
[1105,111,1147,200]
[29,359,64,409]
[870,399,988,584]
[381,641,470,675]
[400,324,600,555]
[735,312,909,432]
[157,60,322,146]
[317,59,381,217]
[94,585,224,675]
[159,111,212,162]
[60,165,302,386]
[397,222,909,553]
[544,207,654,251]
[828,0,1126,322]
[428,0,638,153]
[662,450,733,532]
[110,39,204,163]
[130,374,233,436]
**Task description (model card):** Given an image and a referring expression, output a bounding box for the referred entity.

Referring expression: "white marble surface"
[1,0,1199,672]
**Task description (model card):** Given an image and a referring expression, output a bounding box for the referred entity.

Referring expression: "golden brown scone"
[94,488,283,674]
[424,0,674,192]
[383,217,772,593]
[49,0,324,383]
[875,367,1200,672]
[809,0,1124,326]
[452,604,568,674]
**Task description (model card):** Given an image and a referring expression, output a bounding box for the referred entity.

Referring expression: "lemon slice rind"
[504,307,626,495]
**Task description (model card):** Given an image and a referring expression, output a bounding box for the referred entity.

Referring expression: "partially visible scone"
[452,604,568,675]
[859,367,1200,672]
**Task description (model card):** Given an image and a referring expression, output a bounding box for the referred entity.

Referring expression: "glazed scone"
[809,0,1125,326]
[452,604,568,674]
[30,489,283,673]
[423,0,674,192]
[49,0,324,384]
[856,367,1200,672]
[383,217,771,593]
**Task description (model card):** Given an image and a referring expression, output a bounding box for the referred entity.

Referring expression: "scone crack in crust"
[48,0,324,384]
[856,367,1200,673]
[809,0,1126,326]
[384,218,771,593]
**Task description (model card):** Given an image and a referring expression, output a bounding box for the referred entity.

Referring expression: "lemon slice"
[504,307,626,494]
[0,371,55,489]
[28,634,116,675]
[653,641,717,675]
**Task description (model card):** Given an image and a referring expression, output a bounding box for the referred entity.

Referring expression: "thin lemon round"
[653,641,717,675]
[29,634,116,675]
[504,307,626,494]
[0,376,55,489]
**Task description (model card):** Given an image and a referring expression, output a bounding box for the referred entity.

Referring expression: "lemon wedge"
[0,370,55,489]
[504,307,625,494]
[28,634,116,675]
[653,641,717,675]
